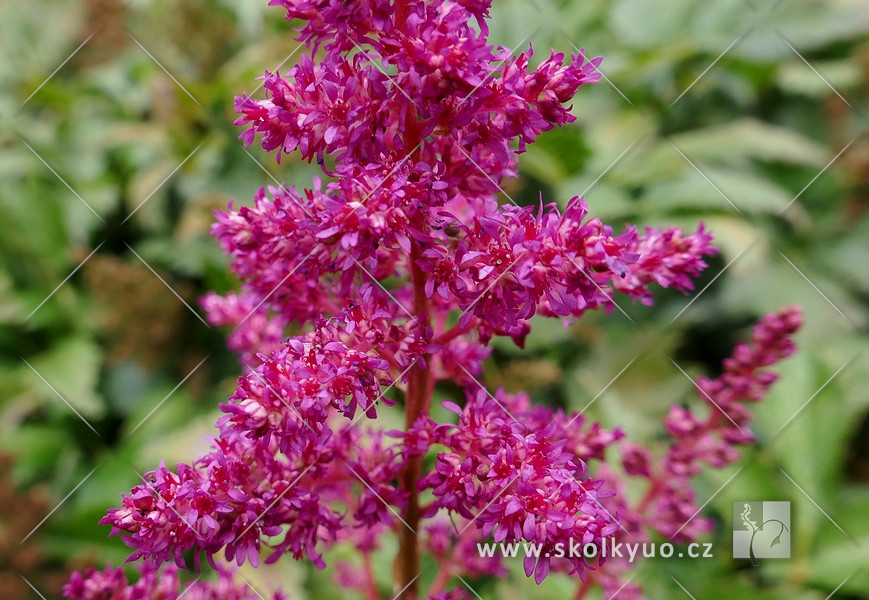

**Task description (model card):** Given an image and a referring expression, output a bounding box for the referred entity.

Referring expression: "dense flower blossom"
[98,302,422,574]
[576,306,804,593]
[63,563,282,600]
[70,0,804,599]
[418,388,622,583]
[200,291,286,368]
[649,306,804,540]
[417,198,715,339]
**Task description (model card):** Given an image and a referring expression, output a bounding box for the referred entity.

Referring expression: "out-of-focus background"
[0,1,867,598]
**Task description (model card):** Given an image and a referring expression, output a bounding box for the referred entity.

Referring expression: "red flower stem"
[395,4,428,598]
[397,242,430,600]
[573,577,594,600]
[396,0,412,31]
[428,567,453,598]
[378,345,403,373]
[364,552,380,600]
[428,520,479,596]
[432,319,475,345]
[636,478,664,515]
[637,401,734,513]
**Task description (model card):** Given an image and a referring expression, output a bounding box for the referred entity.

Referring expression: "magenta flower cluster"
[66,1,802,599]
[590,306,803,600]
[63,563,283,600]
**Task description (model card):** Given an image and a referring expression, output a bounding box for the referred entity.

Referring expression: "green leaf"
[638,167,795,216]
[777,59,863,99]
[609,0,699,49]
[27,336,105,418]
[755,353,850,509]
[670,119,828,166]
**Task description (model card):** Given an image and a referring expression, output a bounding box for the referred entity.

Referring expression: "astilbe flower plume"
[63,563,284,600]
[67,1,802,599]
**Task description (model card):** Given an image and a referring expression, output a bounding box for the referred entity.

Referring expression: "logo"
[732,501,790,563]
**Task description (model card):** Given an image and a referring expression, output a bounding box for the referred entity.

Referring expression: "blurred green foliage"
[0,0,867,599]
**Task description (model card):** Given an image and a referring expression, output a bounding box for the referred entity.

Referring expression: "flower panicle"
[73,0,802,597]
[63,562,285,600]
